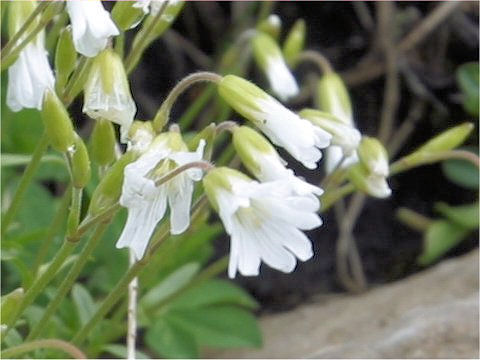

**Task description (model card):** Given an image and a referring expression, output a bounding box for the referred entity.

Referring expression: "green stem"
[1,133,49,238]
[320,183,355,213]
[27,223,109,341]
[69,203,121,242]
[46,12,68,52]
[297,50,333,74]
[1,339,86,359]
[5,240,77,331]
[67,187,83,237]
[125,1,169,74]
[0,1,49,60]
[115,32,125,59]
[32,185,72,273]
[62,56,90,105]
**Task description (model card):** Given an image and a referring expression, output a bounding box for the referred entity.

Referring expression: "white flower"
[218,75,331,170]
[66,0,119,58]
[7,37,55,112]
[117,133,205,260]
[252,32,299,101]
[83,49,136,142]
[232,125,323,200]
[255,98,331,169]
[133,0,180,16]
[203,168,322,278]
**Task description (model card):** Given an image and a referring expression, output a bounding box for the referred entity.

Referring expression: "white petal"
[168,175,194,235]
[268,221,313,261]
[234,222,261,276]
[265,57,299,101]
[256,224,296,273]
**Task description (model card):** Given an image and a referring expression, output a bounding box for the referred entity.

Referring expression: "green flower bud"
[1,288,24,327]
[90,119,116,166]
[218,75,268,124]
[87,151,139,216]
[189,123,216,160]
[348,163,391,199]
[232,125,277,177]
[283,19,306,67]
[203,167,250,211]
[55,27,77,92]
[111,1,145,31]
[42,89,76,152]
[257,14,282,40]
[357,137,389,177]
[70,134,91,189]
[316,72,353,125]
[417,123,474,154]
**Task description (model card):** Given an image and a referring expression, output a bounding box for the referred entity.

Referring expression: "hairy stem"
[1,339,86,359]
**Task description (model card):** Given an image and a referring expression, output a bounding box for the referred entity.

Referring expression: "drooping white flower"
[232,125,323,200]
[7,40,55,112]
[349,164,392,199]
[203,167,322,278]
[252,32,299,101]
[6,1,54,112]
[218,75,331,170]
[117,132,205,260]
[83,49,136,142]
[66,0,119,58]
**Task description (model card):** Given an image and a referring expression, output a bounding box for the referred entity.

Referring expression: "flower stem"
[26,223,109,341]
[127,251,138,360]
[32,185,72,273]
[4,240,77,332]
[154,160,214,187]
[1,339,86,359]
[320,183,355,213]
[0,1,49,60]
[1,133,49,238]
[67,187,83,237]
[297,50,333,73]
[62,56,90,105]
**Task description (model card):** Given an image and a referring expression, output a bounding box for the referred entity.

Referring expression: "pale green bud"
[299,108,361,156]
[1,288,24,327]
[283,19,306,67]
[70,134,91,189]
[111,1,145,31]
[203,167,251,212]
[232,125,277,178]
[128,120,155,153]
[217,75,268,125]
[189,123,216,160]
[90,119,117,166]
[42,89,76,153]
[357,137,389,177]
[87,151,139,216]
[393,123,475,171]
[257,14,282,40]
[55,27,77,92]
[316,72,353,125]
[348,163,392,199]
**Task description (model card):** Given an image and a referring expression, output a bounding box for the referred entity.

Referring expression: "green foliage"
[441,148,479,190]
[456,62,479,117]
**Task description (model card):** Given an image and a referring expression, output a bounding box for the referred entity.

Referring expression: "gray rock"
[210,250,479,359]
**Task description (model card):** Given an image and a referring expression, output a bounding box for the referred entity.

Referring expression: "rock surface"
[211,250,479,359]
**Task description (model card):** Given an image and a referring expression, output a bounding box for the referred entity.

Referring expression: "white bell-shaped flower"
[203,167,322,278]
[218,75,331,170]
[117,132,205,260]
[83,49,136,142]
[66,0,119,57]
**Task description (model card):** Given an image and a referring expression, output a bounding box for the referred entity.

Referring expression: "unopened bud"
[1,288,24,327]
[90,119,117,166]
[42,90,76,152]
[128,120,155,152]
[87,151,139,216]
[357,137,389,177]
[283,19,306,67]
[55,27,77,92]
[348,163,391,199]
[251,32,299,101]
[111,1,145,31]
[70,134,91,189]
[316,72,353,125]
[257,14,282,40]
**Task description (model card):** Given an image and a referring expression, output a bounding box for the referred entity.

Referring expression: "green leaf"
[102,344,150,359]
[141,262,200,309]
[434,202,479,230]
[417,220,470,266]
[171,279,258,310]
[71,284,97,326]
[442,152,479,189]
[1,153,64,167]
[456,62,479,116]
[145,317,199,359]
[167,305,262,349]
